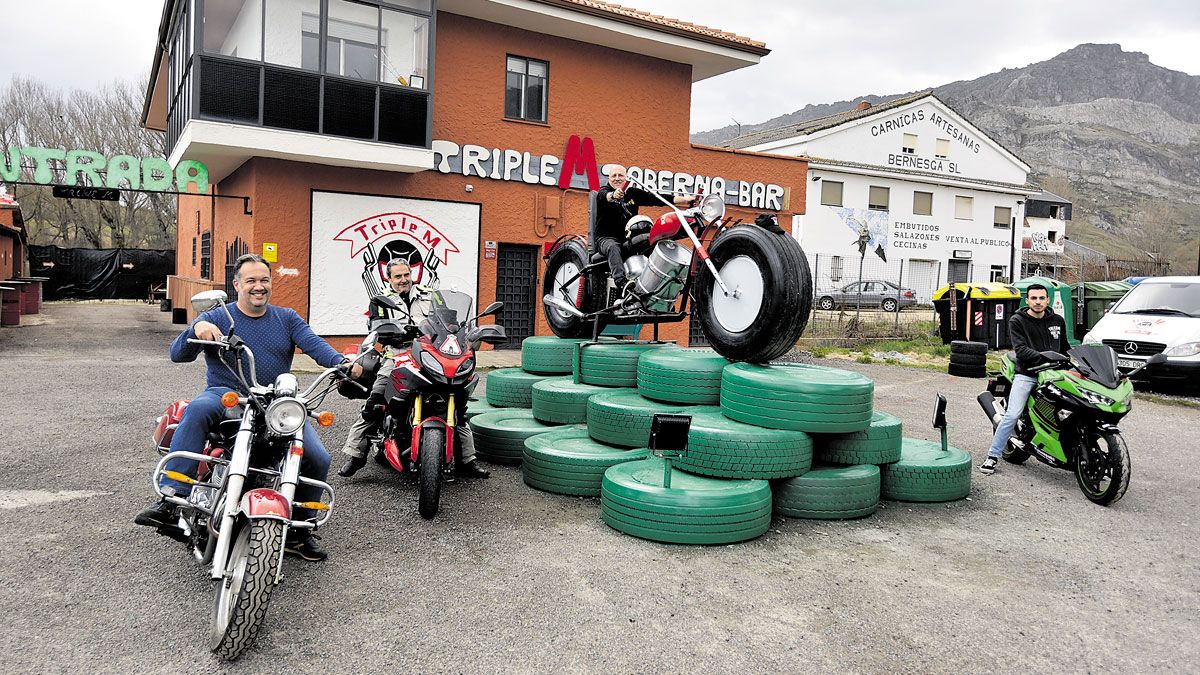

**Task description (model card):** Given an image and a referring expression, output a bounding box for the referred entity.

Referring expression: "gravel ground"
[1,304,1197,673]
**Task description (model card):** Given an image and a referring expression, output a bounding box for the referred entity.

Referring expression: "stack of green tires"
[521,337,588,374]
[531,377,608,425]
[720,363,874,433]
[587,389,707,448]
[637,347,728,405]
[462,398,503,421]
[522,426,649,497]
[485,368,554,408]
[879,438,972,502]
[575,341,670,387]
[814,411,903,465]
[601,457,773,545]
[469,409,556,465]
[773,465,881,520]
[675,410,812,480]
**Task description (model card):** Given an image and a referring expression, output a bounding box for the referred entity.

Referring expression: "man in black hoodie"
[595,165,695,293]
[980,283,1070,474]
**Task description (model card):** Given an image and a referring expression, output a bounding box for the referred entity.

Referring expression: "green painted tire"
[814,411,903,465]
[522,427,649,496]
[773,464,880,519]
[587,390,693,448]
[530,377,608,425]
[879,438,972,502]
[600,457,773,545]
[462,398,503,421]
[521,337,589,374]
[636,347,728,405]
[469,409,556,465]
[720,362,874,433]
[576,342,671,388]
[485,368,554,408]
[674,411,813,479]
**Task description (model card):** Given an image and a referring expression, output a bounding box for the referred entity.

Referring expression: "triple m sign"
[1,146,210,197]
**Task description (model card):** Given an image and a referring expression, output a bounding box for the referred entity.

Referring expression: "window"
[990,265,1007,283]
[994,206,1012,229]
[820,180,843,207]
[935,138,950,158]
[955,195,973,220]
[192,237,197,266]
[381,8,429,87]
[902,133,917,154]
[913,191,933,216]
[830,255,843,283]
[203,0,263,60]
[200,232,212,280]
[325,0,380,80]
[267,0,320,70]
[505,55,548,123]
[868,185,890,211]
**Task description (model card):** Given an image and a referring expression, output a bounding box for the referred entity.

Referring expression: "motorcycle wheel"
[695,226,812,363]
[1075,431,1131,506]
[209,518,283,660]
[417,426,446,519]
[542,239,603,339]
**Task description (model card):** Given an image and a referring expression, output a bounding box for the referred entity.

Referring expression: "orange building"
[142,0,807,349]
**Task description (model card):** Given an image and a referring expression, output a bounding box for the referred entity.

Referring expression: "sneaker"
[979,456,999,475]
[285,533,328,562]
[134,499,177,529]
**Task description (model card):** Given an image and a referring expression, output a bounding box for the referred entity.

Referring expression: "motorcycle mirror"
[479,301,503,318]
[371,294,403,311]
[190,289,227,315]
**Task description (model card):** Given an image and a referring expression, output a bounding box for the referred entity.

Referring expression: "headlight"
[455,357,476,376]
[699,194,725,221]
[1163,342,1200,357]
[1082,332,1099,344]
[265,397,306,436]
[1079,389,1116,407]
[420,350,442,373]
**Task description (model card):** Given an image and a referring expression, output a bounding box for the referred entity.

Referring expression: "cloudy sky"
[4,0,1199,133]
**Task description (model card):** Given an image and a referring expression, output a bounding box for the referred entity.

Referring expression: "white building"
[725,92,1037,303]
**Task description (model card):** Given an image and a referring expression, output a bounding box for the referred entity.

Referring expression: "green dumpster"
[1081,281,1132,333]
[1013,276,1077,344]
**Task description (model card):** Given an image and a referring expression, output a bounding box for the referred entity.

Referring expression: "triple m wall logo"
[333,211,461,299]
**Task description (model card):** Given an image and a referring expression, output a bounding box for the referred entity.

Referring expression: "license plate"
[1117,358,1141,370]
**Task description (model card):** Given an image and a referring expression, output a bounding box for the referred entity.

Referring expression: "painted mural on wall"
[310,192,480,335]
[833,207,889,259]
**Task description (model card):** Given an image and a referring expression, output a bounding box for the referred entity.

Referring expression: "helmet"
[625,215,653,236]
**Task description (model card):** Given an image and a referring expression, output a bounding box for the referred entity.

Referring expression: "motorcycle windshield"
[1068,344,1121,389]
[421,290,474,352]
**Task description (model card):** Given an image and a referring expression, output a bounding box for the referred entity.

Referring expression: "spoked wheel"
[695,226,812,363]
[818,296,835,311]
[1075,431,1131,506]
[882,298,899,313]
[541,239,603,338]
[417,426,446,519]
[210,518,284,660]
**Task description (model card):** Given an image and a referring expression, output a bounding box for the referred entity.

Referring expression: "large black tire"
[542,239,604,339]
[209,518,283,660]
[523,426,649,497]
[521,337,589,374]
[947,362,987,378]
[950,340,988,356]
[418,426,445,519]
[773,464,881,520]
[694,225,812,363]
[485,368,553,408]
[814,411,903,465]
[720,362,874,433]
[1075,431,1131,506]
[674,410,813,480]
[576,341,669,388]
[531,377,607,424]
[879,438,972,502]
[949,352,986,367]
[636,347,728,405]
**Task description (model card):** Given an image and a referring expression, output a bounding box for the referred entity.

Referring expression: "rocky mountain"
[693,44,1200,270]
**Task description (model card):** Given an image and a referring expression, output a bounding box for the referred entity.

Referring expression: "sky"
[4,0,1199,133]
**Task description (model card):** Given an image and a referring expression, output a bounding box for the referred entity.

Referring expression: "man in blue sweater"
[135,254,357,561]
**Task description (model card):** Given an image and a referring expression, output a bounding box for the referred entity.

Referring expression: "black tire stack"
[948,340,988,378]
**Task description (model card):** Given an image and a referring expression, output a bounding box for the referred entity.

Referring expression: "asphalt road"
[1,304,1197,673]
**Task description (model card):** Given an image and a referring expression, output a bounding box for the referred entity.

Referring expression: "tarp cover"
[28,245,174,300]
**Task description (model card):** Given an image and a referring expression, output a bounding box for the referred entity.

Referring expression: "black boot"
[134,499,176,529]
[338,453,368,477]
[457,460,490,479]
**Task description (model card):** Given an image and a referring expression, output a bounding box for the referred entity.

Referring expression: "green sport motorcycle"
[976,344,1164,506]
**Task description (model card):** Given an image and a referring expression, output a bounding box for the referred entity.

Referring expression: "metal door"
[495,243,538,349]
[948,259,971,285]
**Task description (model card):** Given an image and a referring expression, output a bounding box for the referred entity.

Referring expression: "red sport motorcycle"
[149,290,367,660]
[541,177,812,362]
[342,288,505,518]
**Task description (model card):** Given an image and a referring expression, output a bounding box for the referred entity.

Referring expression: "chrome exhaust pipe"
[542,294,585,318]
[977,392,1005,429]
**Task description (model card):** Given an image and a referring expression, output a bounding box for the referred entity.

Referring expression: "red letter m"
[558,135,600,191]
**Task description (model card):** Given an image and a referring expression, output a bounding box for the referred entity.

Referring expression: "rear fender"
[410,418,450,462]
[239,488,291,522]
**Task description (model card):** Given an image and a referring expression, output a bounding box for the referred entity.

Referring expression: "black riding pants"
[596,237,626,285]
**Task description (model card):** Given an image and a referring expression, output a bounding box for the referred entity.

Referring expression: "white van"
[1082,276,1200,385]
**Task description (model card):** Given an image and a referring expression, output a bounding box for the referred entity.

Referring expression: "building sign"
[309,192,480,335]
[431,135,787,211]
[1,146,209,193]
[51,185,119,202]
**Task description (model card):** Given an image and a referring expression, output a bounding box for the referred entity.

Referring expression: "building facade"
[142,0,808,349]
[725,93,1035,303]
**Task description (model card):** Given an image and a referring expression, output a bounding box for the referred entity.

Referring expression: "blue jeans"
[988,374,1037,458]
[161,387,331,509]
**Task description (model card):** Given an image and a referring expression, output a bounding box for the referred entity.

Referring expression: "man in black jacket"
[981,283,1071,474]
[595,165,695,293]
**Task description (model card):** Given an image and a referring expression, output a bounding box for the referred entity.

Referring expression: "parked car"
[816,280,918,312]
[1082,276,1200,386]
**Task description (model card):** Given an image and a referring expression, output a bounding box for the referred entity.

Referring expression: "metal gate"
[947,259,971,285]
[223,237,249,297]
[495,243,538,349]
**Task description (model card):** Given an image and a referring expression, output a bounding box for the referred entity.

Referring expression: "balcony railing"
[167,54,430,155]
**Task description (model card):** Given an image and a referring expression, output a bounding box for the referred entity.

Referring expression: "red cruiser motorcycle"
[344,289,505,519]
[150,290,365,660]
[541,178,813,362]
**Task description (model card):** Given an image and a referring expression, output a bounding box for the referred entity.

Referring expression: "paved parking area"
[1,303,1197,672]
